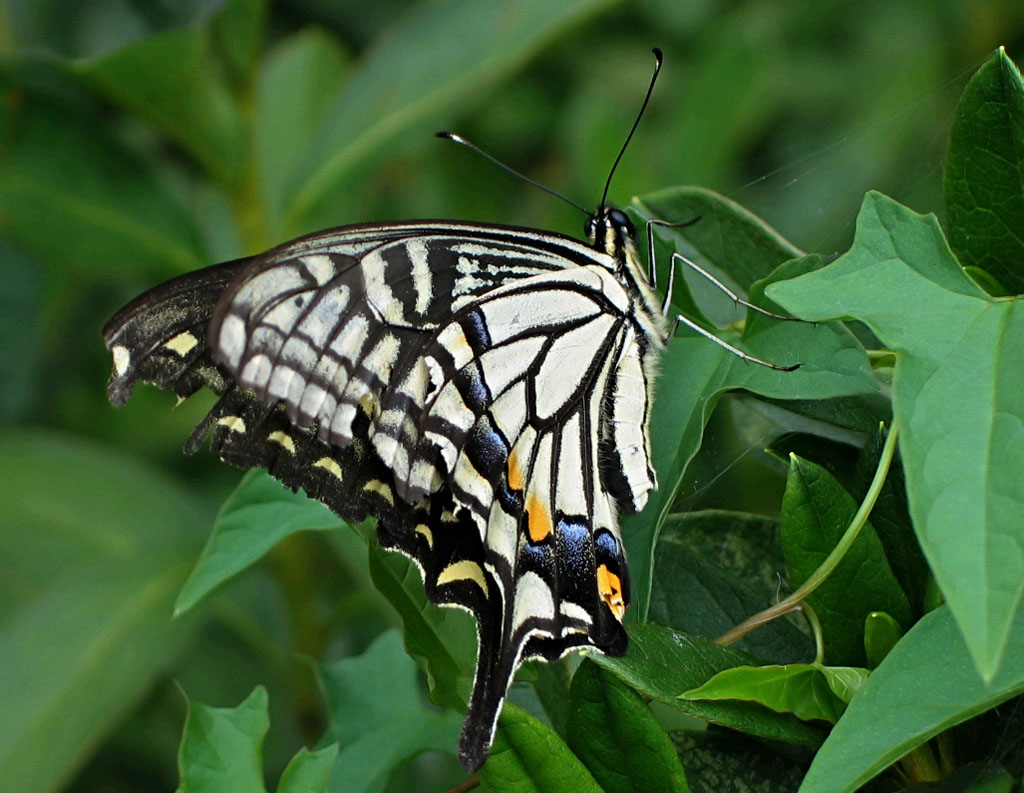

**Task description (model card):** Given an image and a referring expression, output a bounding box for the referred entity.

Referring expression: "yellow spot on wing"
[415,524,434,549]
[314,457,343,480]
[359,393,376,417]
[164,331,199,356]
[597,564,626,620]
[364,479,395,506]
[218,415,246,433]
[268,431,296,453]
[526,493,551,543]
[436,560,489,597]
[507,450,523,491]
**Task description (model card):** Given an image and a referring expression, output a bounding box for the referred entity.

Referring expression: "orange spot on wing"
[526,492,551,543]
[597,564,626,620]
[507,450,524,491]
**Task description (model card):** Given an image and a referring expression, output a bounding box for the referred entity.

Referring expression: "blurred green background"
[1,1,1022,791]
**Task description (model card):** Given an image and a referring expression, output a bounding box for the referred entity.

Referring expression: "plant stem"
[802,603,825,665]
[716,424,900,646]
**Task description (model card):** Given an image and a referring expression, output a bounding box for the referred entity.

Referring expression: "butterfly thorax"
[585,206,669,346]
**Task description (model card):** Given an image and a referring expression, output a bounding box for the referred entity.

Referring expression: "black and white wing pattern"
[103,214,668,771]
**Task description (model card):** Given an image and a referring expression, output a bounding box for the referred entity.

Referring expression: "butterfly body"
[104,208,663,771]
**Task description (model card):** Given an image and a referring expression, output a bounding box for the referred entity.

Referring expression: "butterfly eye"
[608,208,635,237]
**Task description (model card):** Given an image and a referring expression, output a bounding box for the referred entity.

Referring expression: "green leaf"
[781,454,911,666]
[682,663,868,724]
[798,605,1024,793]
[758,392,893,435]
[367,542,477,712]
[276,745,339,793]
[175,687,269,793]
[0,430,211,793]
[176,687,338,793]
[0,78,206,278]
[479,703,604,793]
[901,764,1015,793]
[211,0,267,83]
[650,511,813,664]
[944,48,1024,295]
[767,191,1024,679]
[567,660,689,793]
[863,612,902,669]
[0,242,42,420]
[256,28,352,241]
[672,730,809,793]
[531,661,574,740]
[592,624,825,748]
[964,266,1011,297]
[176,470,346,614]
[72,21,247,188]
[284,0,615,232]
[767,432,861,494]
[318,630,464,793]
[4,3,219,59]
[623,251,877,621]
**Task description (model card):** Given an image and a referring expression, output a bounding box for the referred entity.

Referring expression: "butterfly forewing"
[104,219,656,772]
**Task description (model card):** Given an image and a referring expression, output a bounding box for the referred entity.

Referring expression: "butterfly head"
[585,206,638,263]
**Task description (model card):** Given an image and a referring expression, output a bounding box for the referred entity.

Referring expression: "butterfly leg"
[662,251,800,322]
[670,313,800,371]
[644,216,701,291]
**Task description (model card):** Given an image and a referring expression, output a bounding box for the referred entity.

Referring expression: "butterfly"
[102,48,793,771]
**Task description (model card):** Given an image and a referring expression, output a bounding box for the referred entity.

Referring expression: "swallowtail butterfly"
[103,49,791,771]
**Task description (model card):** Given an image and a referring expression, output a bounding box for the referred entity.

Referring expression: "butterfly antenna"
[600,47,663,207]
[436,131,590,215]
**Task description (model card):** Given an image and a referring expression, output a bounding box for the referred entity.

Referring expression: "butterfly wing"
[104,221,660,771]
[413,271,649,768]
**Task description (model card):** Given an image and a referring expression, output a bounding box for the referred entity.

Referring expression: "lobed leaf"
[175,687,270,793]
[276,746,339,793]
[174,686,338,793]
[317,630,463,793]
[767,191,1024,679]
